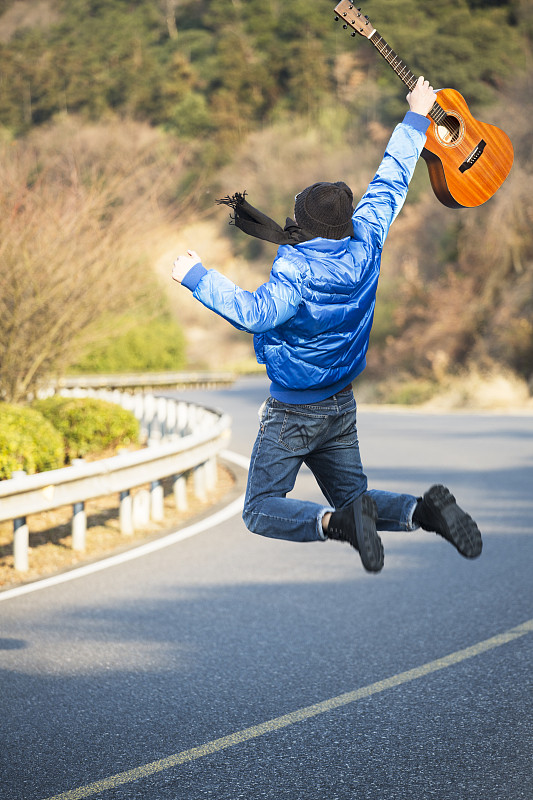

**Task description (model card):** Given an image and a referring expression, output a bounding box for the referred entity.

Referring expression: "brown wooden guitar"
[334,1,513,208]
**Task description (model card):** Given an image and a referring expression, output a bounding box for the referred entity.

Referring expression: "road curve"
[1,376,532,800]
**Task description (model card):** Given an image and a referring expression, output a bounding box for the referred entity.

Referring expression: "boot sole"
[424,485,482,559]
[354,494,384,573]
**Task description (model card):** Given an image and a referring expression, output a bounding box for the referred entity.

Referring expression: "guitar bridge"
[459,140,486,173]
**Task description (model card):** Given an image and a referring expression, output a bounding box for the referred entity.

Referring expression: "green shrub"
[0,403,64,479]
[32,397,139,460]
[70,315,187,374]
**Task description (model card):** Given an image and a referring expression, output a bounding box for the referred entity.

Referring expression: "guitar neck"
[369,31,417,91]
[368,30,446,124]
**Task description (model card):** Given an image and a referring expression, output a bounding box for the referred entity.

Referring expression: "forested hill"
[0,0,528,140]
[0,0,532,404]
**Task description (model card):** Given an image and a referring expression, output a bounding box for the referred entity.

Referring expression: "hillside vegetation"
[0,0,532,403]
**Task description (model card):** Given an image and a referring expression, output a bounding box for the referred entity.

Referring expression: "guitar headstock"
[334,2,375,39]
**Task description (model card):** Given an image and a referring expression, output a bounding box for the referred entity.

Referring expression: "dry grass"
[420,369,533,412]
[0,464,236,591]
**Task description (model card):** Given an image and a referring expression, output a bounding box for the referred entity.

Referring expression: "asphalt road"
[1,375,532,800]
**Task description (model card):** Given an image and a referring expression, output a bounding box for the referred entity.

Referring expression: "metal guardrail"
[55,371,235,392]
[0,389,232,573]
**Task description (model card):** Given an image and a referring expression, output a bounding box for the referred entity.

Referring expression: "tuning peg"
[351,32,356,36]
[334,15,339,20]
[343,24,348,29]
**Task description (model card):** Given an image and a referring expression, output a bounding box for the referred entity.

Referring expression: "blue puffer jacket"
[182,111,430,403]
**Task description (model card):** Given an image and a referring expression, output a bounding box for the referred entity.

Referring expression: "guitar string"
[370,34,456,135]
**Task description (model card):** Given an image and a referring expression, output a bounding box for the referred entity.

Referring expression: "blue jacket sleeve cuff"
[181,262,207,292]
[402,111,431,134]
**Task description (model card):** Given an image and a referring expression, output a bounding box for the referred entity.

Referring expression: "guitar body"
[420,88,513,208]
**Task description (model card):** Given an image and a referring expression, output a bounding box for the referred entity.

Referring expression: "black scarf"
[216,192,313,245]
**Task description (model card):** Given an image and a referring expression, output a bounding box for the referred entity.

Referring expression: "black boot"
[327,494,384,573]
[413,485,482,559]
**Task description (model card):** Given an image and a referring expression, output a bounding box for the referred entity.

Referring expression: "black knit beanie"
[294,181,354,240]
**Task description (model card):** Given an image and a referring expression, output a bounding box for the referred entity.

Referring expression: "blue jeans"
[242,391,418,543]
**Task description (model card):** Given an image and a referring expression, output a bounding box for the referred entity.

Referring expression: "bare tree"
[0,116,190,403]
[159,0,179,40]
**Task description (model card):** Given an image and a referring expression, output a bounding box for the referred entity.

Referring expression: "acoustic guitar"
[334,1,514,208]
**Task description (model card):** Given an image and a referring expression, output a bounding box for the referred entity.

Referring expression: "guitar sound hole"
[436,114,461,145]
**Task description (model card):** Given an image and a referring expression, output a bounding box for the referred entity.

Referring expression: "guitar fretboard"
[369,32,446,124]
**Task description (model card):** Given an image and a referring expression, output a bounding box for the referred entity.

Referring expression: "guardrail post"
[166,400,177,436]
[11,470,29,572]
[156,397,168,439]
[71,459,86,551]
[188,405,197,433]
[119,490,134,535]
[13,517,29,572]
[173,473,188,511]
[177,402,189,435]
[193,463,207,502]
[132,489,150,529]
[72,502,86,551]
[133,394,144,429]
[139,394,154,439]
[143,394,156,441]
[150,480,164,522]
[205,457,217,491]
